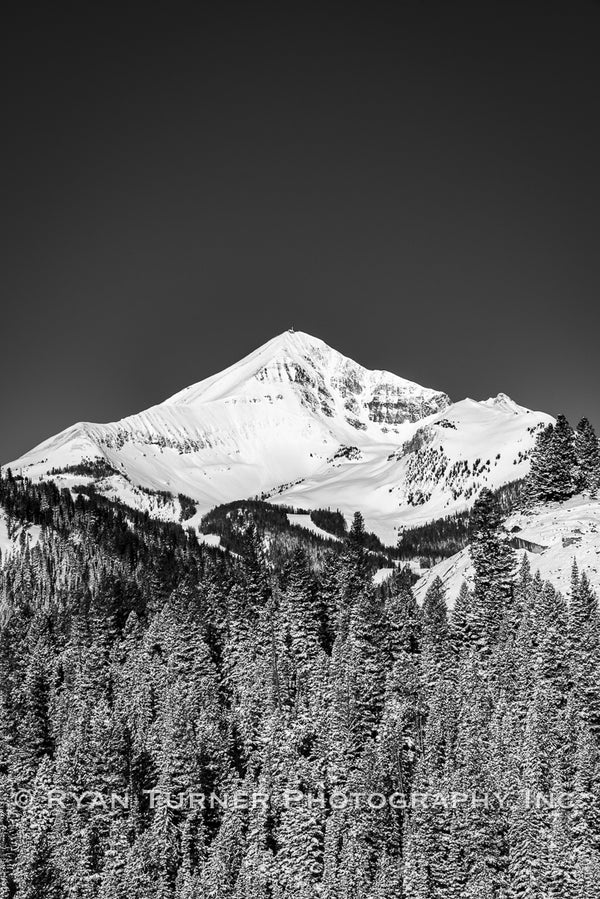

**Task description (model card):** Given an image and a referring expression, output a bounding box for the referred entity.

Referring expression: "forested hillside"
[1,466,600,898]
[396,479,524,567]
[199,500,396,568]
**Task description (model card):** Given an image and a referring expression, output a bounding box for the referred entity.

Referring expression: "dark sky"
[2,2,600,464]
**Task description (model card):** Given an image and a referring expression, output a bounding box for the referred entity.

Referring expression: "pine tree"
[348,584,386,749]
[349,510,366,547]
[98,818,132,899]
[381,580,422,789]
[575,417,600,496]
[470,488,516,657]
[421,578,455,776]
[544,808,573,899]
[283,547,322,685]
[527,423,555,504]
[450,581,475,656]
[534,582,570,702]
[528,416,581,503]
[14,757,60,899]
[317,550,343,652]
[547,414,578,501]
[569,565,600,731]
[275,773,324,898]
[14,639,54,783]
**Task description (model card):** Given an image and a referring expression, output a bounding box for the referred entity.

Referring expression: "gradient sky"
[2,2,599,464]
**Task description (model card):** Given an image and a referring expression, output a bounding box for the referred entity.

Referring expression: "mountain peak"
[250,328,334,362]
[249,328,325,354]
[160,330,450,414]
[481,393,529,415]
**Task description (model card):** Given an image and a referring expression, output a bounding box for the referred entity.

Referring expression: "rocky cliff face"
[239,332,452,431]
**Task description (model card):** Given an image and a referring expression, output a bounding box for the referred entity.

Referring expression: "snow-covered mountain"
[7,330,552,542]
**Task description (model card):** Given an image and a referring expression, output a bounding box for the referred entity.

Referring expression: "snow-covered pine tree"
[283,547,322,685]
[421,579,457,780]
[450,581,475,656]
[469,488,516,657]
[14,757,60,899]
[568,565,600,733]
[575,417,600,496]
[526,423,555,504]
[547,414,578,501]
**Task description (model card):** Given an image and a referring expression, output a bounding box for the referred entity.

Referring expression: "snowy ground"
[415,495,600,605]
[373,566,395,585]
[0,512,41,560]
[287,512,342,542]
[197,533,222,548]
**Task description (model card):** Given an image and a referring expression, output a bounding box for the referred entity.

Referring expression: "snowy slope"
[414,495,600,605]
[7,330,551,541]
[0,511,41,560]
[271,395,551,542]
[287,512,343,542]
